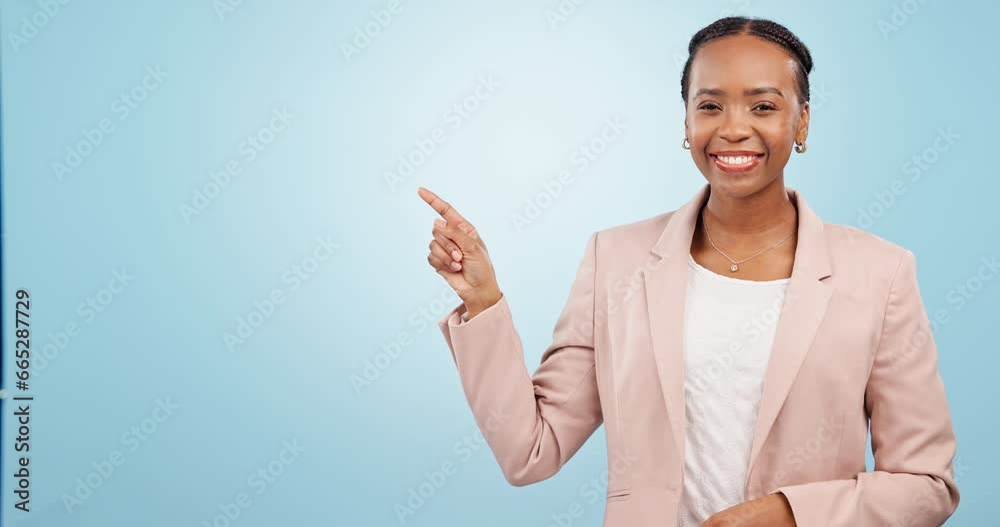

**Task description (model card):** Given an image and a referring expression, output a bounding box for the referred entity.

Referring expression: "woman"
[418,16,959,527]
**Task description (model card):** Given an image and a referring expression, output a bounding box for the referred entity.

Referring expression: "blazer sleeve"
[437,231,603,487]
[773,249,960,526]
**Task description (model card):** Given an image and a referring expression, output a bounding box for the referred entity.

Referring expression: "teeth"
[717,155,757,165]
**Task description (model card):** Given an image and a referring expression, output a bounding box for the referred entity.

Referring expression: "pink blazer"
[437,183,960,527]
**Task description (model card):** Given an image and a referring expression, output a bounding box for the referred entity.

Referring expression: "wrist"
[464,289,502,318]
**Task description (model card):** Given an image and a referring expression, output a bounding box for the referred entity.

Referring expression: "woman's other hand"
[700,493,796,527]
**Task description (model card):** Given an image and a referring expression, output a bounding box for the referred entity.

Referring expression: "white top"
[678,254,789,527]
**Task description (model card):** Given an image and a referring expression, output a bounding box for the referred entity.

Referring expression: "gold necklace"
[701,210,796,272]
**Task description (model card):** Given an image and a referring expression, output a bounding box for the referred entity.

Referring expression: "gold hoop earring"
[682,137,691,150]
[794,141,807,154]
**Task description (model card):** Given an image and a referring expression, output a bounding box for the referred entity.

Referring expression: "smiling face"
[684,33,810,198]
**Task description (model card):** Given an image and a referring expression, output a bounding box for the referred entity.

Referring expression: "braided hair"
[680,17,813,104]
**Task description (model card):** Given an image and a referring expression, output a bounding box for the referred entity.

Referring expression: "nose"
[717,109,752,143]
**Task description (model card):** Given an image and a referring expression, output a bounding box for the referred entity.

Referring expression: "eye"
[698,102,721,111]
[753,102,778,112]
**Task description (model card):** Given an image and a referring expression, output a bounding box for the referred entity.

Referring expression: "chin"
[705,170,772,198]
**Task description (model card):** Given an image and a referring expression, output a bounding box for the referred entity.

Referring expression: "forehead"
[688,34,799,93]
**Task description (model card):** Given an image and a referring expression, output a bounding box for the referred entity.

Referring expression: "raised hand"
[418,187,503,318]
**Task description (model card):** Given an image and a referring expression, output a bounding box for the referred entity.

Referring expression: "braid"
[749,23,813,74]
[680,17,813,104]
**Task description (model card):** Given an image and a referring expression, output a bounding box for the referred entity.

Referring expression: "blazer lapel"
[745,188,833,482]
[641,184,706,463]
[640,183,834,488]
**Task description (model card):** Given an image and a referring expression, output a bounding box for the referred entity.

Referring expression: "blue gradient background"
[0,1,995,525]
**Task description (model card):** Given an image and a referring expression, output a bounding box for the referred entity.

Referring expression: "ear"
[796,101,810,144]
[684,117,690,140]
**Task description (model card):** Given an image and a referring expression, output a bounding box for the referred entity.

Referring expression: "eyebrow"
[694,87,784,98]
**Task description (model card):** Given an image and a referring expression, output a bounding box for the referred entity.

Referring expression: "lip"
[710,151,764,173]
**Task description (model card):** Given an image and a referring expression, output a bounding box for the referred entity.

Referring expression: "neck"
[699,179,798,250]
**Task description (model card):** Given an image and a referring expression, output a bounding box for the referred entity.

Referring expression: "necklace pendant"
[730,263,739,272]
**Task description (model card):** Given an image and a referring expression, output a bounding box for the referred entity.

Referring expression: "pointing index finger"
[417,187,468,226]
